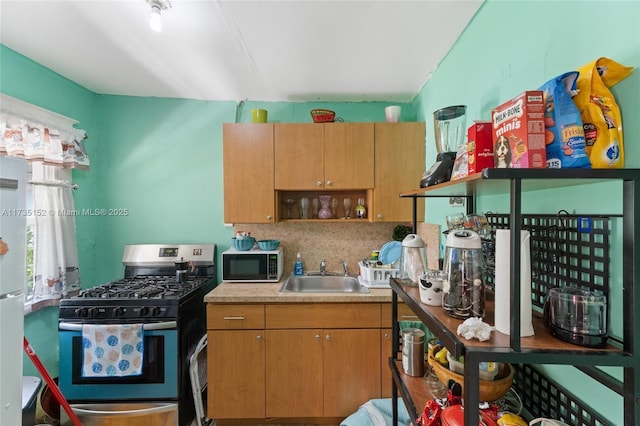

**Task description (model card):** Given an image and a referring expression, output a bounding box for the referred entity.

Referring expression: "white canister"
[419,270,444,306]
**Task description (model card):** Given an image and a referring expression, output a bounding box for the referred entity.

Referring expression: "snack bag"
[539,72,590,168]
[574,57,634,168]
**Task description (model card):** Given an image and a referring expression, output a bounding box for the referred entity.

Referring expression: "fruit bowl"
[428,346,514,402]
[257,239,280,250]
[231,237,255,251]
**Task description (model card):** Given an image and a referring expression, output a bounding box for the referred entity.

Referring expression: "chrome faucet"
[319,259,327,275]
[341,260,349,276]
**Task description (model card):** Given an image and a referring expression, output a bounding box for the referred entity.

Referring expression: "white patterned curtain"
[31,163,82,309]
[0,94,87,310]
[0,94,89,169]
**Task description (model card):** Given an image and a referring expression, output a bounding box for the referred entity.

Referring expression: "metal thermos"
[402,328,425,377]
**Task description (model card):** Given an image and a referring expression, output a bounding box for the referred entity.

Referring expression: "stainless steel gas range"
[58,244,217,426]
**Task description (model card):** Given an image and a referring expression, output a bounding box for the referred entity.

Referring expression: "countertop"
[204,281,396,303]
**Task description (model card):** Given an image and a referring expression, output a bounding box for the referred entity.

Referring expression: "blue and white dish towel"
[82,324,144,377]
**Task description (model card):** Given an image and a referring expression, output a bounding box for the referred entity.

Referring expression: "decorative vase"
[318,195,333,219]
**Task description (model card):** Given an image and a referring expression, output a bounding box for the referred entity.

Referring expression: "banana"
[434,347,449,365]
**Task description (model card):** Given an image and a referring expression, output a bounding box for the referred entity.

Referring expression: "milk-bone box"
[467,121,494,174]
[491,91,546,168]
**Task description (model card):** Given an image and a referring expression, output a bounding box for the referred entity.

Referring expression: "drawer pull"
[223,316,245,320]
[400,315,419,320]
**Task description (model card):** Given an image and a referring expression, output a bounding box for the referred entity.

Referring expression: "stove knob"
[75,308,88,318]
[139,307,150,317]
[151,307,162,317]
[88,307,99,318]
[113,307,125,317]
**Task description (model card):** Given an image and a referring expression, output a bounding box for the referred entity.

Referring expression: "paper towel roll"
[494,229,535,336]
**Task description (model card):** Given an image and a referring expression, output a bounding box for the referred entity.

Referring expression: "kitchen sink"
[279,275,370,294]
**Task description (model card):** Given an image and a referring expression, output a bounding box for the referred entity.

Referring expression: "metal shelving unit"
[389,168,640,426]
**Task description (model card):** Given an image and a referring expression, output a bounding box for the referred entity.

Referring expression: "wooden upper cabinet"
[324,123,374,189]
[274,123,374,190]
[223,123,275,223]
[274,123,324,190]
[372,122,426,222]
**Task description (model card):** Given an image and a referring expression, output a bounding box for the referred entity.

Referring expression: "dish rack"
[358,261,400,287]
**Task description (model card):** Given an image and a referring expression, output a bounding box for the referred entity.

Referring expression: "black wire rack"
[513,364,613,426]
[482,211,613,309]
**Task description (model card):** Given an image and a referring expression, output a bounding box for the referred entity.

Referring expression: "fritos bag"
[573,57,633,168]
[539,71,590,168]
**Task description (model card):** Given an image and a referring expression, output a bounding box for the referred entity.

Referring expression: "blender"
[420,105,467,187]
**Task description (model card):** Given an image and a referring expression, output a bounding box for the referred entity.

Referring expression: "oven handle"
[58,321,177,331]
[70,402,177,417]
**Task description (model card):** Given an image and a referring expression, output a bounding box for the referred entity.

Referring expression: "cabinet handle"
[384,333,391,339]
[266,215,272,220]
[223,316,245,320]
[316,181,322,187]
[325,334,331,341]
[326,180,333,186]
[377,213,383,219]
[256,335,262,341]
[400,315,419,320]
[315,334,321,340]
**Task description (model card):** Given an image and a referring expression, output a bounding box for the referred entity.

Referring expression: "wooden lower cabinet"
[265,329,324,418]
[207,302,384,421]
[323,328,381,417]
[207,330,265,419]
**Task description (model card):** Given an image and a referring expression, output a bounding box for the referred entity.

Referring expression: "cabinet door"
[274,123,324,190]
[381,328,393,397]
[207,330,265,419]
[323,329,381,417]
[265,329,323,418]
[324,123,374,189]
[373,122,426,222]
[223,124,275,223]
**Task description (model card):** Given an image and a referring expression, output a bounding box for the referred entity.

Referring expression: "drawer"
[266,303,381,329]
[381,302,420,327]
[207,304,265,329]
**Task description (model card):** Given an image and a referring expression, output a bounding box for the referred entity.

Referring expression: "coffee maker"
[421,105,467,187]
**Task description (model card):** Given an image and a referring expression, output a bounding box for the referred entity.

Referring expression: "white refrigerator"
[0,156,27,425]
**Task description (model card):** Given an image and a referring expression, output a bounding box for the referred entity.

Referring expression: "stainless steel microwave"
[222,247,283,282]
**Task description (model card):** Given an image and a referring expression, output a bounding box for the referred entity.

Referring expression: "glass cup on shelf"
[343,198,351,219]
[330,197,338,218]
[299,197,309,219]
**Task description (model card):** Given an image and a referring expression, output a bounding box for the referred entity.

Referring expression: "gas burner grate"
[76,276,209,300]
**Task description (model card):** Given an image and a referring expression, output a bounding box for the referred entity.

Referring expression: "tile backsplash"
[234,222,441,277]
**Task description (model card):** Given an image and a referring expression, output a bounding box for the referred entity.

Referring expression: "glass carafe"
[442,229,485,319]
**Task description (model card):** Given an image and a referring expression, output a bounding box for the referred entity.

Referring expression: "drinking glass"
[312,198,319,219]
[343,198,351,219]
[299,197,309,219]
[330,197,338,218]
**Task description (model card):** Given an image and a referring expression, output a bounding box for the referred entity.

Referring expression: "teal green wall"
[414,1,638,424]
[1,45,100,378]
[2,0,638,421]
[91,98,412,283]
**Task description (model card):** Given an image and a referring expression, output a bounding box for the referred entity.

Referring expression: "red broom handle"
[23,336,82,426]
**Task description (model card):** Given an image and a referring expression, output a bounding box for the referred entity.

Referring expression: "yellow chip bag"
[574,57,633,168]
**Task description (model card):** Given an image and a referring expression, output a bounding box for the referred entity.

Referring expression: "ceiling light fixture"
[146,0,171,32]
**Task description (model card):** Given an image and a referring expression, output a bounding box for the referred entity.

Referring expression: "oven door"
[58,321,179,401]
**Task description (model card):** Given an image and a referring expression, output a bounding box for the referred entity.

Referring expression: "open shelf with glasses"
[389,167,640,426]
[276,190,371,222]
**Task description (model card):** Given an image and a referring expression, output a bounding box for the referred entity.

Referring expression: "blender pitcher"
[420,105,467,187]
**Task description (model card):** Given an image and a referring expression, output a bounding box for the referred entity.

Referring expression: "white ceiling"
[0,0,482,103]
